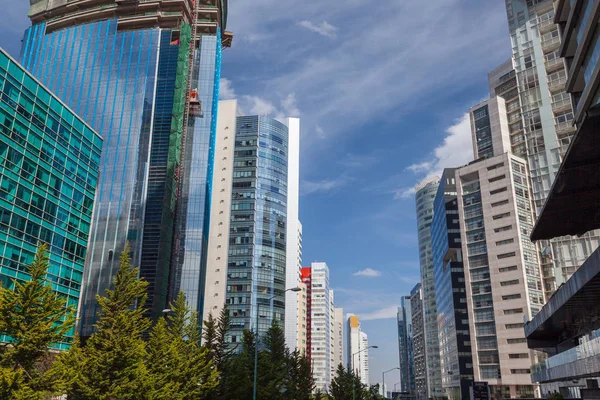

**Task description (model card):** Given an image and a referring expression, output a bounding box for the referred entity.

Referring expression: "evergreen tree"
[0,243,75,398]
[330,364,368,400]
[257,321,287,398]
[56,242,151,399]
[285,349,314,400]
[221,329,255,400]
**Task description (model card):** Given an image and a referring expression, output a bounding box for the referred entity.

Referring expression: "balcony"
[555,121,576,137]
[541,36,561,53]
[548,76,567,92]
[551,98,572,114]
[545,57,564,74]
[538,18,556,34]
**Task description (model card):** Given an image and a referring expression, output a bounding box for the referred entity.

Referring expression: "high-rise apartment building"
[431,168,473,400]
[414,179,444,399]
[410,283,427,400]
[456,153,544,399]
[296,278,308,354]
[360,331,370,386]
[333,307,344,369]
[503,0,600,294]
[347,314,369,385]
[397,297,415,393]
[308,262,332,392]
[329,290,336,379]
[20,0,230,335]
[225,115,290,342]
[0,49,102,347]
[301,266,312,360]
[284,118,302,351]
[202,100,236,320]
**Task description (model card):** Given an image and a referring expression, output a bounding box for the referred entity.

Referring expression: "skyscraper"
[503,0,600,294]
[397,297,415,393]
[225,115,290,342]
[0,48,102,347]
[296,278,308,354]
[333,307,344,369]
[414,179,444,399]
[202,99,236,320]
[20,0,230,335]
[347,314,370,386]
[456,153,543,399]
[308,262,332,392]
[284,118,302,351]
[410,283,428,400]
[431,168,473,400]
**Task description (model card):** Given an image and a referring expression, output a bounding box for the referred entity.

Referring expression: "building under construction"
[21,0,232,336]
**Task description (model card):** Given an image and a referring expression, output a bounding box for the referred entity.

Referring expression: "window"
[494,225,512,233]
[493,212,510,220]
[511,369,531,374]
[496,238,514,246]
[506,323,524,329]
[491,199,509,207]
[502,294,521,300]
[490,187,507,195]
[499,266,518,273]
[507,338,527,344]
[509,353,529,359]
[489,174,505,183]
[487,162,504,171]
[504,308,523,315]
[500,279,519,286]
[498,252,516,259]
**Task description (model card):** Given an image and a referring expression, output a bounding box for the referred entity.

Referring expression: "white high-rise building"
[360,331,370,386]
[310,262,332,392]
[284,118,302,351]
[347,314,370,385]
[333,307,344,370]
[202,100,236,322]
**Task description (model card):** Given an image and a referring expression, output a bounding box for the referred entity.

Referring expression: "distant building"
[431,168,473,400]
[296,278,308,354]
[410,283,427,400]
[347,314,370,385]
[0,49,102,348]
[333,307,344,368]
[397,297,415,393]
[360,331,370,386]
[307,262,332,392]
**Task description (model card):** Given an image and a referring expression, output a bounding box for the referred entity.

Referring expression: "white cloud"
[297,20,338,39]
[301,175,350,195]
[241,95,278,115]
[393,187,416,200]
[359,306,398,321]
[353,268,382,278]
[406,161,433,174]
[281,93,300,117]
[219,78,236,100]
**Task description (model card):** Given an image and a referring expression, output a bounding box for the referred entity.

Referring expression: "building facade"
[347,314,370,385]
[410,283,428,400]
[225,115,289,343]
[301,266,312,360]
[397,297,415,393]
[297,278,308,354]
[360,331,370,386]
[284,118,302,352]
[431,168,473,400]
[202,99,236,320]
[333,307,344,369]
[0,49,102,347]
[456,153,544,399]
[504,0,600,295]
[20,0,229,335]
[414,179,444,399]
[309,262,332,392]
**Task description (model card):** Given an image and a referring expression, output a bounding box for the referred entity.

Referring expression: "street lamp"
[352,345,378,400]
[253,287,301,400]
[382,367,400,399]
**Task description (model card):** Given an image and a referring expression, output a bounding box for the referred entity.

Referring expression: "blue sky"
[0,0,511,388]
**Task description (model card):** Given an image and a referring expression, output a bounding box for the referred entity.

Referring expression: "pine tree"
[257,320,287,398]
[330,364,368,400]
[0,243,75,398]
[58,242,151,399]
[285,349,314,400]
[221,329,255,400]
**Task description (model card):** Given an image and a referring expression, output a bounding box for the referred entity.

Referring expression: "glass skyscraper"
[0,49,102,347]
[20,0,227,335]
[226,116,289,342]
[397,296,415,393]
[431,168,473,400]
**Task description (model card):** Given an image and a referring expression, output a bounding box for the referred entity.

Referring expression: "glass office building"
[226,116,289,342]
[20,0,227,335]
[431,168,473,400]
[0,49,102,347]
[397,296,415,393]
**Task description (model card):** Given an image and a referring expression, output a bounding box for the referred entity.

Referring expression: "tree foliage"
[330,363,369,400]
[0,243,75,399]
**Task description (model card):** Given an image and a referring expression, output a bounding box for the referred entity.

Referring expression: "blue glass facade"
[397,296,415,393]
[0,49,102,348]
[226,116,289,342]
[431,168,472,400]
[21,19,222,333]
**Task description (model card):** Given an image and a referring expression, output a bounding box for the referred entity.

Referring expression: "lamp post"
[352,345,378,400]
[253,287,301,400]
[382,367,400,399]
